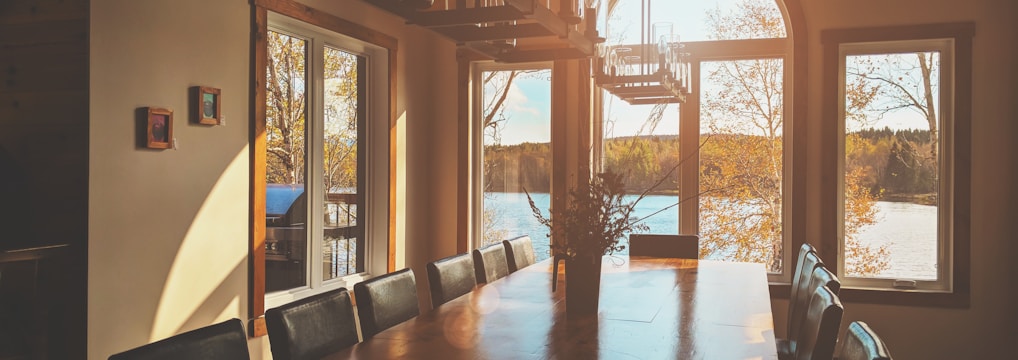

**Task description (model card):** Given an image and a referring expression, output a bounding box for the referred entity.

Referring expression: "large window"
[264,25,368,295]
[464,0,802,283]
[252,6,394,326]
[824,23,971,303]
[599,0,792,279]
[474,63,553,260]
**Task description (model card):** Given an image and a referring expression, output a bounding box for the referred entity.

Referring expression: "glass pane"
[265,31,308,293]
[322,47,363,281]
[602,97,681,249]
[699,59,784,273]
[843,52,940,280]
[605,0,785,44]
[480,69,552,260]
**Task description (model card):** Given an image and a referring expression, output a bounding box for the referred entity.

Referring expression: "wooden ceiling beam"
[363,0,599,62]
[411,6,528,27]
[432,23,554,42]
[624,98,682,105]
[492,47,590,63]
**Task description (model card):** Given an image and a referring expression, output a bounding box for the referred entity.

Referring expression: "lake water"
[485,192,937,280]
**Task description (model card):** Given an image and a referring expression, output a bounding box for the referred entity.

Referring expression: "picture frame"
[194,86,222,125]
[146,107,173,149]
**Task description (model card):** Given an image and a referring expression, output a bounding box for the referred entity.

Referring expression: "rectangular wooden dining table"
[326,257,778,359]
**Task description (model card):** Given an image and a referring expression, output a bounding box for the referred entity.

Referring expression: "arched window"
[467,0,806,284]
[599,0,796,281]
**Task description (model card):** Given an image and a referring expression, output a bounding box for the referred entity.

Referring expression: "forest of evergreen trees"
[483,127,936,202]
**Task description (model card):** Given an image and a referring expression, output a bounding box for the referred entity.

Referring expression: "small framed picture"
[146,107,173,149]
[195,86,222,125]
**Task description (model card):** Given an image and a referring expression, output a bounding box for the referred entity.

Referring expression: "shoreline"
[880,193,937,206]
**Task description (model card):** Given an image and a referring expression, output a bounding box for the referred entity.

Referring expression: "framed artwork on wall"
[194,86,222,125]
[146,107,173,149]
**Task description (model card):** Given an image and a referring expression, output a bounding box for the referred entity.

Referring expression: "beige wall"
[88,0,1015,359]
[88,0,458,359]
[782,0,1017,358]
[88,0,253,358]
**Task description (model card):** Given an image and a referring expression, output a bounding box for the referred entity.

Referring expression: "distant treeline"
[483,127,935,200]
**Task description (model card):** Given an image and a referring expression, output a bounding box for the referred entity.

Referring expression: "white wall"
[791,0,1018,358]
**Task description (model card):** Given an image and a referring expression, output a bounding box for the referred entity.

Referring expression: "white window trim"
[265,13,390,309]
[836,39,955,292]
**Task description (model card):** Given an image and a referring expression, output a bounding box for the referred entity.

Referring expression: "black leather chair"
[265,288,359,360]
[503,235,537,273]
[426,253,477,308]
[628,234,699,259]
[787,243,818,323]
[807,265,841,298]
[840,321,893,360]
[472,243,510,284]
[353,268,420,338]
[108,318,249,360]
[784,285,843,360]
[782,264,841,358]
[778,244,822,358]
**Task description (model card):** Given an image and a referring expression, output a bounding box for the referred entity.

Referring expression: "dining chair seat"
[840,321,893,360]
[354,268,420,338]
[503,235,537,273]
[426,252,477,308]
[108,318,249,360]
[472,243,510,284]
[265,288,359,360]
[628,234,699,259]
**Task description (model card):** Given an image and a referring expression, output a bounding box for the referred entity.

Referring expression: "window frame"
[596,1,799,284]
[456,0,809,295]
[675,39,793,283]
[821,23,972,307]
[250,0,398,337]
[262,14,384,308]
[470,61,554,251]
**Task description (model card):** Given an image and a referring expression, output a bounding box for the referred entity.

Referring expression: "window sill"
[769,283,969,308]
[838,287,969,308]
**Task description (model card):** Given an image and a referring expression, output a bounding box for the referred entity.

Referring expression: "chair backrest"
[795,285,844,360]
[353,268,420,338]
[840,321,893,360]
[503,235,537,273]
[265,288,359,360]
[787,264,841,354]
[808,265,841,297]
[788,248,823,342]
[628,234,699,259]
[108,318,249,360]
[788,243,817,319]
[472,243,510,284]
[426,252,477,308]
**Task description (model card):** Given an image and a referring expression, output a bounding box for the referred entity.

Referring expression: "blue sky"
[492,1,932,145]
[494,74,552,145]
[495,1,759,145]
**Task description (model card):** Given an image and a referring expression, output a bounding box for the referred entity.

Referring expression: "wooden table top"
[327,257,777,360]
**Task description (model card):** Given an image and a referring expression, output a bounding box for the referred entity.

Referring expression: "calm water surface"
[485,192,937,280]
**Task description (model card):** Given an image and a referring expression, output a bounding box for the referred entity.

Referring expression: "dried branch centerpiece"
[526,170,649,318]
